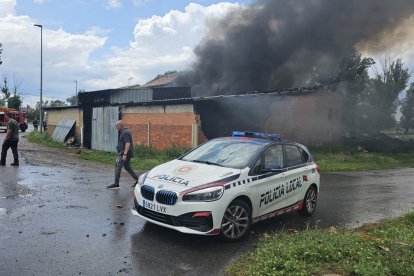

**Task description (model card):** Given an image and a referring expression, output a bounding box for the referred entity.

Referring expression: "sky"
[0,0,251,106]
[1,0,414,108]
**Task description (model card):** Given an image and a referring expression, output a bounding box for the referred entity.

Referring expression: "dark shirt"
[118,128,133,157]
[7,119,19,141]
[33,119,39,126]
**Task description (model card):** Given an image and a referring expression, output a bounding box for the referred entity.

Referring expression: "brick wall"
[122,104,204,150]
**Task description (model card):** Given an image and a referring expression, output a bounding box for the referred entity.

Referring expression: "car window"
[299,147,310,163]
[181,139,264,169]
[263,145,284,170]
[285,145,303,167]
[251,158,262,175]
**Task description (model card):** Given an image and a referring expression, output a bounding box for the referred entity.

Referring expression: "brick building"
[47,85,343,151]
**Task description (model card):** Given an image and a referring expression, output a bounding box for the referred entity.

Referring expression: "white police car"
[132,131,320,241]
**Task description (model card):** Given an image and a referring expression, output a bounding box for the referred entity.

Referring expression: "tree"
[7,95,22,110]
[66,95,78,106]
[401,83,414,133]
[362,58,410,134]
[1,76,10,106]
[318,50,375,137]
[0,43,3,65]
[1,74,23,110]
[43,100,66,107]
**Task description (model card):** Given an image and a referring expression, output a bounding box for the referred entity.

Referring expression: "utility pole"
[34,24,43,133]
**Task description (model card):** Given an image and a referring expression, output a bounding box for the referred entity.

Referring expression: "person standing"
[1,113,19,166]
[33,118,39,131]
[107,120,138,189]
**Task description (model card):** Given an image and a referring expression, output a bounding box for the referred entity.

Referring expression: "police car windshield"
[181,139,264,169]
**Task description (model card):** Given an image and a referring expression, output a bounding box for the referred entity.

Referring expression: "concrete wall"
[122,104,205,150]
[265,89,343,145]
[194,88,344,146]
[46,108,83,143]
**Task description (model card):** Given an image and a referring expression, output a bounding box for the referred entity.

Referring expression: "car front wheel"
[299,186,318,216]
[220,200,251,241]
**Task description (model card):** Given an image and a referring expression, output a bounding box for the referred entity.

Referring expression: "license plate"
[142,200,167,214]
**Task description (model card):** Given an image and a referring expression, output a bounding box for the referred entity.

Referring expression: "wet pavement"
[1,132,414,275]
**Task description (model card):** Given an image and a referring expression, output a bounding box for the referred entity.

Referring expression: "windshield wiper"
[190,160,224,167]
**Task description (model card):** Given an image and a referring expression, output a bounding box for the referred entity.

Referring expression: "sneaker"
[106,184,120,190]
[11,163,19,167]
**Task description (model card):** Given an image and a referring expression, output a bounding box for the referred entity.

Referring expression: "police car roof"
[216,136,305,147]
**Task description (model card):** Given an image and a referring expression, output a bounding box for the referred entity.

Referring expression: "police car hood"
[145,159,241,192]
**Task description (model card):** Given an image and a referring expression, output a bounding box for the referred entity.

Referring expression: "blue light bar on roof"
[232,131,281,141]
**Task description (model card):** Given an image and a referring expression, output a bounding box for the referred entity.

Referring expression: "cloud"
[0,1,243,105]
[132,0,149,7]
[93,2,245,88]
[106,0,122,9]
[0,1,107,105]
[0,0,16,17]
[33,0,47,4]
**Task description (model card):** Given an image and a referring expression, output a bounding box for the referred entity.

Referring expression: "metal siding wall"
[110,89,153,104]
[91,106,118,152]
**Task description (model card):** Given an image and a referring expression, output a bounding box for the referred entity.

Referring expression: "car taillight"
[316,164,320,174]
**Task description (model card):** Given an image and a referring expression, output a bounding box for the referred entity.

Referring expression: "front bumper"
[132,194,222,235]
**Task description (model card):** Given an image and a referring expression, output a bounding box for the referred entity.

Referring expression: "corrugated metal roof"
[110,88,153,104]
[52,119,76,142]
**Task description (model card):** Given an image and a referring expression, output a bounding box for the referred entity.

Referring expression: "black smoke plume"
[176,0,414,96]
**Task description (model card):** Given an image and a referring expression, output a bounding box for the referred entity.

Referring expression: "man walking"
[1,113,19,166]
[107,120,138,189]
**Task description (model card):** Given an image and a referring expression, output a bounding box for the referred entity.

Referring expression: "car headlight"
[137,172,149,187]
[182,186,224,202]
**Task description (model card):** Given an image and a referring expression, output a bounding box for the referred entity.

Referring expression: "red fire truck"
[0,107,28,132]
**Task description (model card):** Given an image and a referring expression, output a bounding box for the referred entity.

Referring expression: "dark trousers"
[114,156,138,185]
[1,140,19,164]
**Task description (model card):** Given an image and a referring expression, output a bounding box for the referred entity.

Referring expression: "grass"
[25,132,414,172]
[26,131,66,148]
[78,144,190,171]
[226,212,414,276]
[311,147,414,172]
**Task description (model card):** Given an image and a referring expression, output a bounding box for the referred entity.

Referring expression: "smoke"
[176,0,414,96]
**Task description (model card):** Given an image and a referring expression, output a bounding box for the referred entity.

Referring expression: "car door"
[283,144,308,206]
[248,144,287,218]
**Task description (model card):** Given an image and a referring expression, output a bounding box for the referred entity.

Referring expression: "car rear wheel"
[299,186,317,216]
[220,200,251,241]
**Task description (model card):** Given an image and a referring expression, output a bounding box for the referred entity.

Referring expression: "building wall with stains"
[194,88,343,146]
[121,104,206,150]
[45,107,83,143]
[265,89,343,145]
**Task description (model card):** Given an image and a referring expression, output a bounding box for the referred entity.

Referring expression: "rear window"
[299,147,310,163]
[285,145,303,167]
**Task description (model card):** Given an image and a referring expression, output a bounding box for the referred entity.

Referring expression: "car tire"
[299,185,318,216]
[220,200,252,242]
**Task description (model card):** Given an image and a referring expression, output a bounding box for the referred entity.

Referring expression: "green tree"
[362,58,410,134]
[1,76,10,100]
[0,43,3,65]
[400,83,414,133]
[48,100,66,107]
[319,50,375,137]
[66,95,78,106]
[7,95,22,110]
